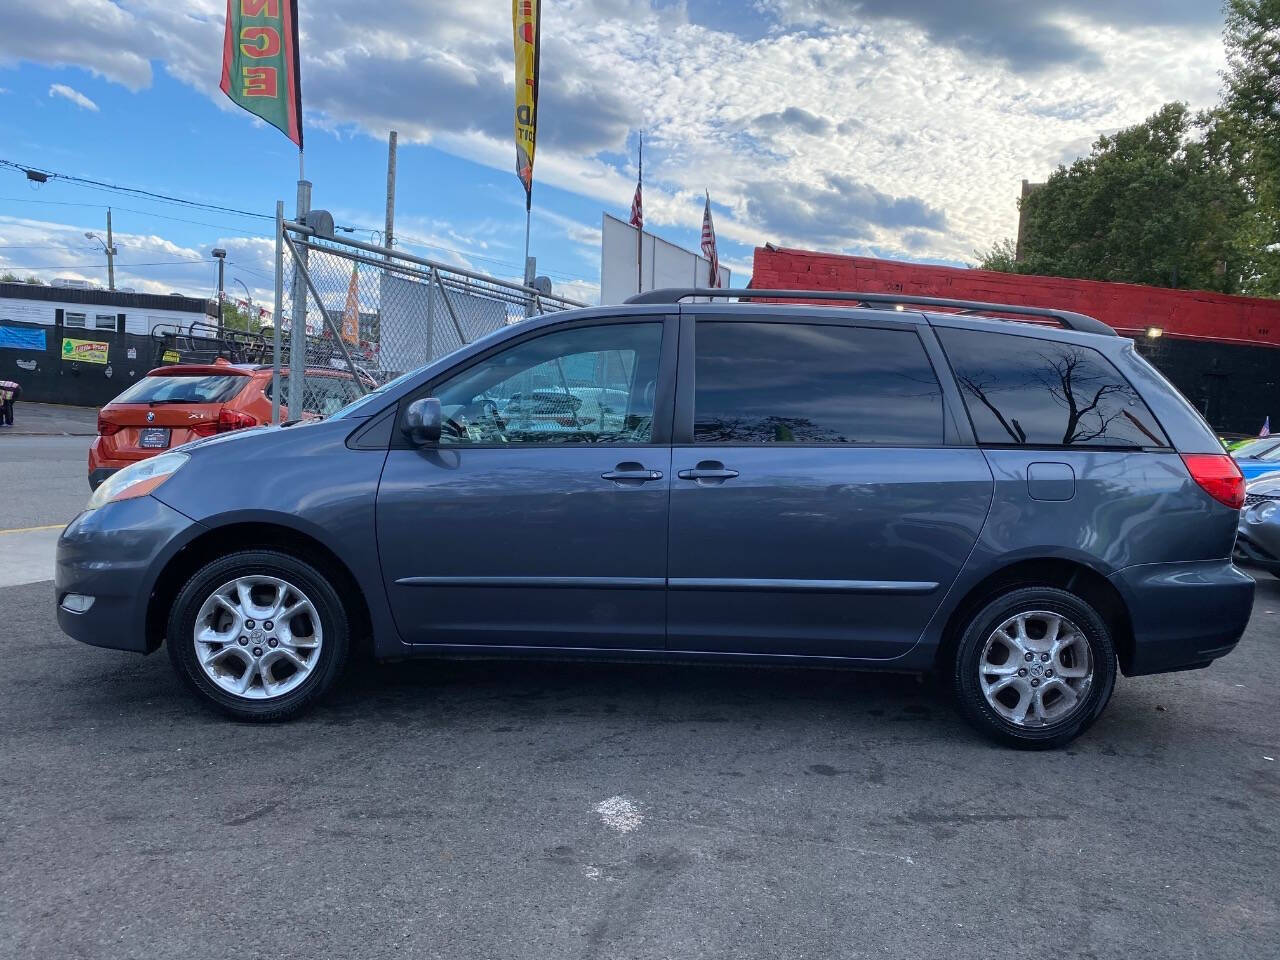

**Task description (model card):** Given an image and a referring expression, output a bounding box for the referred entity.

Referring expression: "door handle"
[602,462,664,484]
[678,461,739,484]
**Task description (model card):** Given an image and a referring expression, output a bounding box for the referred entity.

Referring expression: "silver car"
[1236,475,1280,577]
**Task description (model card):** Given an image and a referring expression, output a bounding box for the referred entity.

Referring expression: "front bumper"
[55,496,199,653]
[1109,559,1254,676]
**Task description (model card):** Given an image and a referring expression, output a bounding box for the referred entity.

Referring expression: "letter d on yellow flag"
[512,0,540,208]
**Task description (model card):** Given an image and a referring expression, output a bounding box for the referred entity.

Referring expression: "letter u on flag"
[512,0,541,208]
[220,0,303,148]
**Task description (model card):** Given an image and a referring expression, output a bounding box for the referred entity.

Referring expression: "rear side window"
[112,375,248,405]
[693,321,944,444]
[938,327,1169,448]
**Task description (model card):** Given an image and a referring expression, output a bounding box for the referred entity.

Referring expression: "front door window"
[432,323,663,445]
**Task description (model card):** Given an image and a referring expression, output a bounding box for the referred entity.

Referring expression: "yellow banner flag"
[512,0,541,207]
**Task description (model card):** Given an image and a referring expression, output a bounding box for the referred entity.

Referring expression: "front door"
[666,313,993,659]
[377,316,676,649]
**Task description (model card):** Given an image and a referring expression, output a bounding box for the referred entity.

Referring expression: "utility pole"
[211,248,227,337]
[384,130,397,259]
[105,208,115,291]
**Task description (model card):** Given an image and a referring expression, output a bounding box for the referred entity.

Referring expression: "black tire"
[952,586,1117,750]
[166,549,349,721]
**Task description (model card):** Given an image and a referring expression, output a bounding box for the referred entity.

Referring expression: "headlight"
[87,452,189,511]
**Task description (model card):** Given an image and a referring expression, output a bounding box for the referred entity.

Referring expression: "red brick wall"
[751,247,1280,348]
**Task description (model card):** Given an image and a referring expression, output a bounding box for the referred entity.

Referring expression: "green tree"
[1013,103,1248,293]
[219,299,261,333]
[974,238,1019,272]
[1222,0,1280,294]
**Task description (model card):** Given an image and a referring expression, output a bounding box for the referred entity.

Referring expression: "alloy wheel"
[192,575,323,700]
[978,610,1094,728]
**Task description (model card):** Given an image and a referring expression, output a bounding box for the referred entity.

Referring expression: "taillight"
[189,408,258,438]
[1181,453,1246,510]
[218,408,258,432]
[97,415,122,436]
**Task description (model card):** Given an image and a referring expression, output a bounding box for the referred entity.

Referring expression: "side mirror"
[404,397,442,446]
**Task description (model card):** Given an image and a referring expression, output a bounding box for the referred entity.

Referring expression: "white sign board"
[599,213,730,305]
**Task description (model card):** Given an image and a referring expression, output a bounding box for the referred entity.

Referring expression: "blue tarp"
[0,326,46,351]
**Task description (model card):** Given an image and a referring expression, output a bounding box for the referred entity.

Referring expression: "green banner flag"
[219,0,303,148]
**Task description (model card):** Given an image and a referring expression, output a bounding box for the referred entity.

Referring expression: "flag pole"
[523,194,532,286]
[636,131,643,295]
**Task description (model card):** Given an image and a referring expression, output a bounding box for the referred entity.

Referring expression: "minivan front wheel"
[952,587,1117,749]
[167,550,349,721]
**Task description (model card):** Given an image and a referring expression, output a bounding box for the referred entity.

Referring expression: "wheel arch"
[146,520,375,657]
[933,556,1135,675]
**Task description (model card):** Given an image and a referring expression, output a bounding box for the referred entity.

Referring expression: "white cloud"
[48,83,99,111]
[2,0,1232,268]
[0,214,233,297]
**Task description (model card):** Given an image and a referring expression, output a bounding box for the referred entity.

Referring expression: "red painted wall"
[751,247,1280,348]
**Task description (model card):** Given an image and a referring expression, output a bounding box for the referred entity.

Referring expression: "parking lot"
[2,432,1278,959]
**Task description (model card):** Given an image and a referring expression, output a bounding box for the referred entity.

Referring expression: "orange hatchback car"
[89,361,364,488]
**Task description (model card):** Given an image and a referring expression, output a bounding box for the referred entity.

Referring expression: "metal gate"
[268,209,585,424]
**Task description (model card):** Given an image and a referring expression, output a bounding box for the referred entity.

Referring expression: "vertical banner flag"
[512,0,542,208]
[341,264,360,345]
[701,192,721,288]
[220,0,303,148]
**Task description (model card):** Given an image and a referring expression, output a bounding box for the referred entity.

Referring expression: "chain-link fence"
[270,219,585,422]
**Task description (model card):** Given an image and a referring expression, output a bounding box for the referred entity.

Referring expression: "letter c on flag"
[240,26,281,58]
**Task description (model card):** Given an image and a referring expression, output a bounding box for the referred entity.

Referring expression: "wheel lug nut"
[1018,668,1028,677]
[1031,678,1041,687]
[1041,653,1050,662]
[1045,669,1054,678]
[238,636,248,645]
[245,620,255,629]
[1024,652,1034,661]
[268,638,278,648]
[252,646,263,657]
[264,621,274,631]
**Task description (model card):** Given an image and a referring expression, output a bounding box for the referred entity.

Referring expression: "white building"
[0,280,215,337]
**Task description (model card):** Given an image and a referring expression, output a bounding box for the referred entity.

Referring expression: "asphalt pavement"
[1,438,1278,960]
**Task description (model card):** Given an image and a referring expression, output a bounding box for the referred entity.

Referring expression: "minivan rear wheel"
[952,586,1116,749]
[166,550,349,721]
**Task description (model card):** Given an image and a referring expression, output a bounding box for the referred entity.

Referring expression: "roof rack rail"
[623,287,1116,337]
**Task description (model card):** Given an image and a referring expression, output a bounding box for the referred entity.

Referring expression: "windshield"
[1257,442,1280,462]
[112,374,248,405]
[335,368,420,419]
[1233,438,1280,459]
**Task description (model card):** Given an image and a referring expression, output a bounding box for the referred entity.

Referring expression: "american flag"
[701,191,720,288]
[629,180,643,229]
[1262,416,1271,438]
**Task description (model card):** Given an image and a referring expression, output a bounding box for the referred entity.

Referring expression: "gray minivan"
[55,289,1254,748]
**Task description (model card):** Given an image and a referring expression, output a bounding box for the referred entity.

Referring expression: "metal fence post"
[425,269,436,365]
[271,200,284,426]
[287,180,311,419]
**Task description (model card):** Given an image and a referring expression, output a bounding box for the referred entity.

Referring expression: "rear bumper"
[56,496,200,653]
[1109,559,1254,677]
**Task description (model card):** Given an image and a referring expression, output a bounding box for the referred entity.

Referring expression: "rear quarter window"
[938,327,1169,448]
[111,375,248,405]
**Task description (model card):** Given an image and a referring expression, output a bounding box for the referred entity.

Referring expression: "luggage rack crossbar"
[623,287,1116,336]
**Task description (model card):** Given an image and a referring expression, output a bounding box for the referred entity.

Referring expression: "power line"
[3,162,599,286]
[0,259,213,271]
[0,158,273,222]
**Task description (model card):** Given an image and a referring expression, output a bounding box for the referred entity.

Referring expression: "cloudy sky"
[0,0,1230,303]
